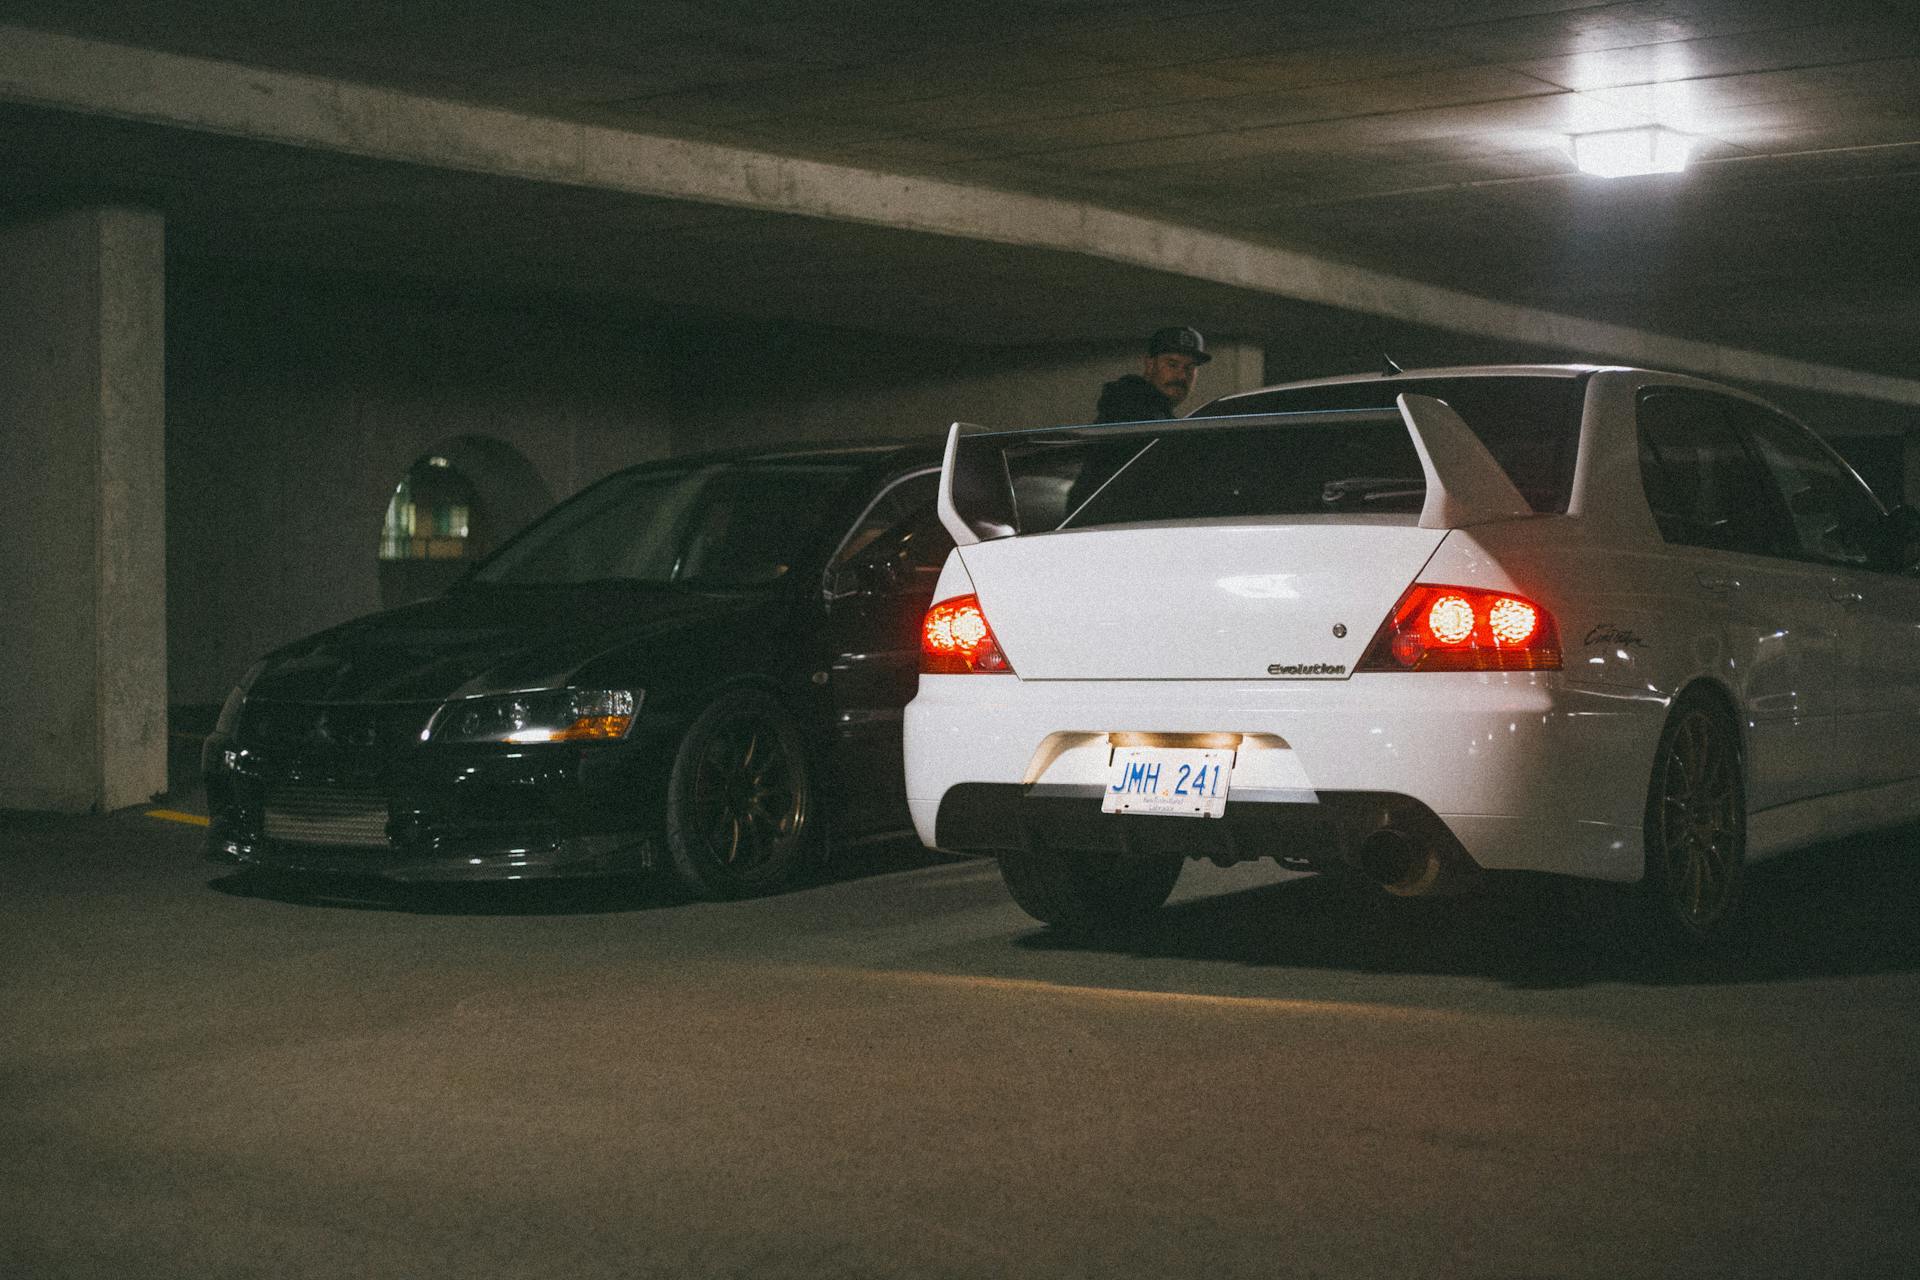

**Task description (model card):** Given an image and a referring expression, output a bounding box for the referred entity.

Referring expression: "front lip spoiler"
[207,831,649,882]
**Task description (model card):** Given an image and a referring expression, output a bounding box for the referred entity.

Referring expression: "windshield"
[470,461,861,588]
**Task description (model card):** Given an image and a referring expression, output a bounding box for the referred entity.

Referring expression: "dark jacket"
[1094,374,1175,423]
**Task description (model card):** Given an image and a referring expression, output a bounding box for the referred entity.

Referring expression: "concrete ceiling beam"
[6,23,1919,406]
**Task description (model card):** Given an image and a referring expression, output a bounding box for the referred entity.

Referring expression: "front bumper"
[202,722,674,882]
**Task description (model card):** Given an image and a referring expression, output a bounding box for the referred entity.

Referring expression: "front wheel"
[1640,693,1747,947]
[663,689,818,900]
[997,845,1183,932]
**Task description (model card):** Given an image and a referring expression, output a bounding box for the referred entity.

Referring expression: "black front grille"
[264,780,391,847]
[242,700,438,754]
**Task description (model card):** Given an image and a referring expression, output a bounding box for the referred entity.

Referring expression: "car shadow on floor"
[1014,825,1920,990]
[205,836,957,916]
[207,868,682,915]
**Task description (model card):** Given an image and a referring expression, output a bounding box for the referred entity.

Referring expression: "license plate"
[1101,746,1232,818]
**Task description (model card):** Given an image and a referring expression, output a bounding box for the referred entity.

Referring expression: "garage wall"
[165,267,677,706]
[662,320,1266,451]
[165,271,1268,707]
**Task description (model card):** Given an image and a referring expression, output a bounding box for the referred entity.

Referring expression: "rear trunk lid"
[957,520,1446,680]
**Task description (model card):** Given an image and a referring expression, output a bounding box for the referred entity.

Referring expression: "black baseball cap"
[1147,325,1210,364]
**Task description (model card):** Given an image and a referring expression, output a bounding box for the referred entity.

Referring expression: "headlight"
[213,660,268,737]
[426,688,640,744]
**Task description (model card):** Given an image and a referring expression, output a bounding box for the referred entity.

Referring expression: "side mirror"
[824,565,866,603]
[823,557,906,603]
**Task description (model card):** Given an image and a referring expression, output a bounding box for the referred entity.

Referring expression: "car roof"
[612,437,940,475]
[1203,364,1610,410]
[1201,362,1814,428]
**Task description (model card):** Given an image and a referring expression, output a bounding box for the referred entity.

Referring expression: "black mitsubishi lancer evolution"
[203,440,950,898]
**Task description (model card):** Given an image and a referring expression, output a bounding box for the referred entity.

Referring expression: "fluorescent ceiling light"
[1567,125,1692,178]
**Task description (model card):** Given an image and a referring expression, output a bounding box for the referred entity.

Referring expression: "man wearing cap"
[1094,326,1211,422]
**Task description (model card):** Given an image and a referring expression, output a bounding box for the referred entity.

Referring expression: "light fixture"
[1567,125,1692,178]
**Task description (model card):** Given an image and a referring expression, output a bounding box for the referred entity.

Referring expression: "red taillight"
[921,594,1014,674]
[1358,584,1560,673]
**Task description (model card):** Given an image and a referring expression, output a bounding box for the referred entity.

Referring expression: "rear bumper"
[937,781,1479,885]
[905,673,1656,883]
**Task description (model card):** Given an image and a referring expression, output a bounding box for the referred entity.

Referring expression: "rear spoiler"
[935,422,1016,545]
[1396,393,1531,529]
[934,393,1530,547]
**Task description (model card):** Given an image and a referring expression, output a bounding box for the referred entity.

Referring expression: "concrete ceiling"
[4,0,1920,390]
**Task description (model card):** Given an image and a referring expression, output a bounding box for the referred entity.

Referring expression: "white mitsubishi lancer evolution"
[903,365,1920,945]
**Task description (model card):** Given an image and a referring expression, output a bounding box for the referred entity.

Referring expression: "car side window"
[871,501,956,576]
[826,470,952,598]
[1734,406,1885,569]
[1636,390,1792,558]
[830,471,939,569]
[677,465,857,586]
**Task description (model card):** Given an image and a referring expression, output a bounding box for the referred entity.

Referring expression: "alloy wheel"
[687,711,805,874]
[1651,705,1743,935]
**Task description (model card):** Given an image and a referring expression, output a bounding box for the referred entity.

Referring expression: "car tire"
[663,688,818,900]
[1639,691,1747,947]
[997,845,1183,931]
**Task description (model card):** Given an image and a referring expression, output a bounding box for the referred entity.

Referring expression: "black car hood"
[248,583,781,704]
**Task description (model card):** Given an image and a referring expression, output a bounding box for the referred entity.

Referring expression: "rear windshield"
[1025,375,1582,531]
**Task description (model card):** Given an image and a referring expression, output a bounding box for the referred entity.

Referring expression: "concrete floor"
[5,809,1919,1279]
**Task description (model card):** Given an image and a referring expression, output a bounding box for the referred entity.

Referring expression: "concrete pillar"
[0,207,167,812]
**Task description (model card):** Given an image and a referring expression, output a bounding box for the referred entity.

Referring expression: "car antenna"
[1381,353,1405,376]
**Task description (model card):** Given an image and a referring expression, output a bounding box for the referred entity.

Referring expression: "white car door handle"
[1696,574,1741,593]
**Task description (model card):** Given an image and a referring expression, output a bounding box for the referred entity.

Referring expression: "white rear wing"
[935,422,1013,546]
[1396,393,1532,529]
[935,397,1535,547]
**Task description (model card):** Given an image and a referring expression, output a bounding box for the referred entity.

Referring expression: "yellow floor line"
[146,809,210,827]
[799,965,1458,1021]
